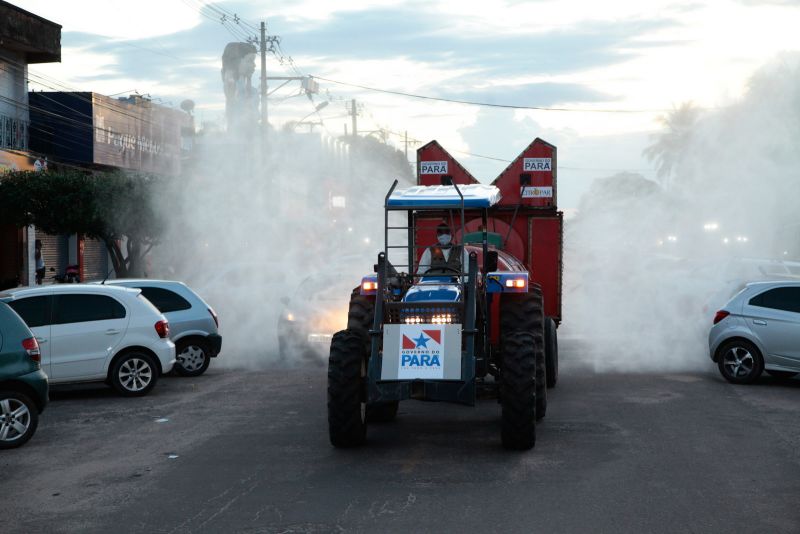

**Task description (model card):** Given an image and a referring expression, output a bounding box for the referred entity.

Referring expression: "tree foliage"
[0,170,164,277]
[643,102,700,186]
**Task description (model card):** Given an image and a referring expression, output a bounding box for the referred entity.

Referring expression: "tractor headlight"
[431,314,453,324]
[403,314,453,324]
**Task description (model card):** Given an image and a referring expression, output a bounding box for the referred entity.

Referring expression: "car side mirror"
[486,251,499,272]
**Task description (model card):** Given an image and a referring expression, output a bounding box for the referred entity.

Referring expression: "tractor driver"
[417,222,470,276]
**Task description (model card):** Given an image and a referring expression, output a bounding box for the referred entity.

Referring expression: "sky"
[12,0,800,209]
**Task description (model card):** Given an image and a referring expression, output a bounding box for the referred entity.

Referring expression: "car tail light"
[713,310,730,325]
[208,307,219,328]
[154,320,170,338]
[22,337,40,362]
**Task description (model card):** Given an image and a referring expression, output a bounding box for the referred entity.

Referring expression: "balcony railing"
[0,113,29,151]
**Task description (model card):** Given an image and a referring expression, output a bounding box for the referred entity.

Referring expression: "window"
[8,296,51,328]
[138,287,192,313]
[54,294,126,324]
[748,287,800,314]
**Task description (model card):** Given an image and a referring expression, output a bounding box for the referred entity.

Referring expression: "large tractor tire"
[500,287,546,421]
[327,329,367,447]
[499,286,544,334]
[544,317,559,388]
[500,331,537,450]
[347,289,374,335]
[347,290,399,423]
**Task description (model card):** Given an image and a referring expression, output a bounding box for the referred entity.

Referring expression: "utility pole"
[249,22,279,137]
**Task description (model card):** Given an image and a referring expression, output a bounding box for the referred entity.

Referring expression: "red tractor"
[327,138,563,450]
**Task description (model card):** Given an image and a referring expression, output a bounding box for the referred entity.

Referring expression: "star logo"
[413,333,430,348]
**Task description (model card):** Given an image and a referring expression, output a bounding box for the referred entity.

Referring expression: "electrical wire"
[0,61,177,128]
[313,76,681,113]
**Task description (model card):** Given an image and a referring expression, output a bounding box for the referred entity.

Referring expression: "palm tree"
[643,102,700,188]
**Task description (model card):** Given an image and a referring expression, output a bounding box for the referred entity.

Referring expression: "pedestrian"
[416,222,470,276]
[34,239,45,285]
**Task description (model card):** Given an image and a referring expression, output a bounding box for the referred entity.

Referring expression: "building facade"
[0,0,61,289]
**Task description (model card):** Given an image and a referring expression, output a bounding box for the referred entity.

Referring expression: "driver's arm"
[417,247,432,274]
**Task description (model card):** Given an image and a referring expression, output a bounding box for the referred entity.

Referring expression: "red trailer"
[415,137,563,337]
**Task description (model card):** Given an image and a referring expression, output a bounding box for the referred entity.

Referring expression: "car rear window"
[138,287,192,313]
[748,287,800,314]
[54,294,126,324]
[7,296,51,328]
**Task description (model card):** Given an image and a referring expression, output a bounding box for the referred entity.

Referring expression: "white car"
[0,285,175,396]
[709,280,800,383]
[102,279,222,376]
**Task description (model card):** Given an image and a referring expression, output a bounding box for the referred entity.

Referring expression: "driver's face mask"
[437,233,452,246]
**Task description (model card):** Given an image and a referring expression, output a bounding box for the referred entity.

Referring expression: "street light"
[295,101,329,127]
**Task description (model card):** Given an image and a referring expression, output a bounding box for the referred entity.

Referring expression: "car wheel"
[765,370,798,379]
[0,391,39,449]
[718,339,764,384]
[111,352,159,396]
[175,339,211,377]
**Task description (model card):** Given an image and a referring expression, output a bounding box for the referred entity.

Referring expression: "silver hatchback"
[104,280,222,376]
[709,280,800,383]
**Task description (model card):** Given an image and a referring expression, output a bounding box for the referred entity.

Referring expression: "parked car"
[0,301,48,449]
[0,285,175,396]
[709,280,800,383]
[102,280,221,376]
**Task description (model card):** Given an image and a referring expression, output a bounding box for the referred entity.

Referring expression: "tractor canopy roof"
[387,184,501,209]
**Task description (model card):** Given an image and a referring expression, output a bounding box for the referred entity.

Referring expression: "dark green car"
[0,301,48,449]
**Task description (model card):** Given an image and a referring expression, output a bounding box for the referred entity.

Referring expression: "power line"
[314,76,682,113]
[0,61,178,128]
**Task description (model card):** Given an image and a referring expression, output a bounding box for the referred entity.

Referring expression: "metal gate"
[38,231,67,282]
[83,238,109,281]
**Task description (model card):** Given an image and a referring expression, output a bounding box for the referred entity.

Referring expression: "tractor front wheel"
[328,329,367,447]
[500,331,537,450]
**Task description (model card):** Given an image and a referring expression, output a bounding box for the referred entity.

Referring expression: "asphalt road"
[4,346,800,534]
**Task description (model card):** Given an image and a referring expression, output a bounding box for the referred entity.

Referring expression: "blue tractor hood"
[403,279,462,303]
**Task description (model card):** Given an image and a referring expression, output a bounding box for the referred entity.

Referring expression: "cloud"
[270,8,679,79]
[452,82,616,107]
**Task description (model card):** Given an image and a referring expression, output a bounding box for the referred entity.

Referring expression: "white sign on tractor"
[523,158,552,172]
[397,325,445,379]
[420,161,448,174]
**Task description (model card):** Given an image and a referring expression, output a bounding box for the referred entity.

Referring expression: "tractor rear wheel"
[327,329,367,447]
[544,317,558,388]
[500,331,537,450]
